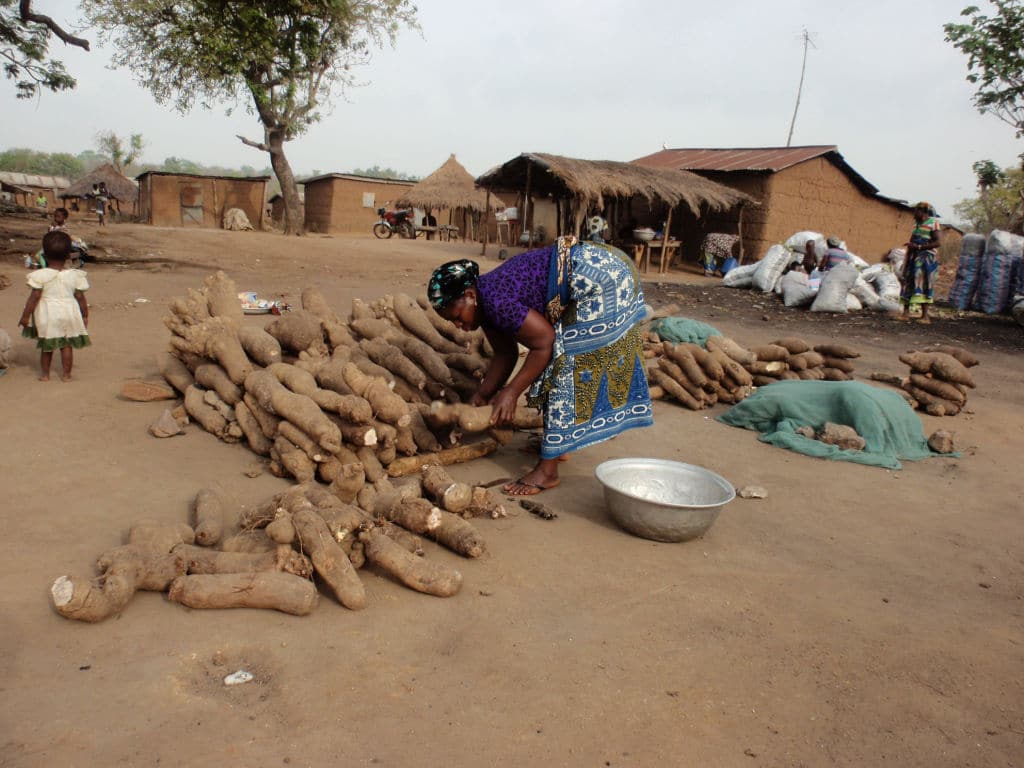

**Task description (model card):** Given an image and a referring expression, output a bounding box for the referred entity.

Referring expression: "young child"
[18,231,91,382]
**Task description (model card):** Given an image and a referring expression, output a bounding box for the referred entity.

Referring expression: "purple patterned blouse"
[475,246,550,334]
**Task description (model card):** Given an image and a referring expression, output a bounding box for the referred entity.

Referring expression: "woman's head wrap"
[913,201,937,216]
[428,259,480,309]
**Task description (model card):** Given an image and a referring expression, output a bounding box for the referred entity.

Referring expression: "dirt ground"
[1,214,1022,768]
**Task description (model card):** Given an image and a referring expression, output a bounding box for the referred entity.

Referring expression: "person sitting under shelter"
[420,211,438,240]
[699,233,739,276]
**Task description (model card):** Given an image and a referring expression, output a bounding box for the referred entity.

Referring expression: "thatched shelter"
[62,164,139,218]
[395,154,504,241]
[476,152,755,261]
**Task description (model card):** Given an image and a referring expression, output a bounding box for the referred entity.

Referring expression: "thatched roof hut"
[476,152,756,261]
[476,152,751,214]
[63,163,138,202]
[395,154,503,213]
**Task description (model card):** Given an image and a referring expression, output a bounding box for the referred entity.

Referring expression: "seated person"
[421,211,437,228]
[821,236,852,271]
[699,233,739,276]
[585,213,608,243]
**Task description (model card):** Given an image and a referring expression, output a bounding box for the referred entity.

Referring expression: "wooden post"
[660,207,673,274]
[481,190,490,256]
[523,161,533,246]
[737,205,745,265]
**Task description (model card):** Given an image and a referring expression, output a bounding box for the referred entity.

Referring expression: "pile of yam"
[897,346,978,417]
[642,332,860,411]
[51,469,509,622]
[158,271,540,488]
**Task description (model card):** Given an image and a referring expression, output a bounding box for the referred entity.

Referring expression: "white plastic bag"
[722,261,758,288]
[810,264,859,313]
[781,271,816,308]
[851,276,882,311]
[873,270,901,302]
[848,252,870,270]
[845,293,863,312]
[752,244,791,292]
[784,231,826,259]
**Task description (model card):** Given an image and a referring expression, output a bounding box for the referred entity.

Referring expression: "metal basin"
[594,458,735,542]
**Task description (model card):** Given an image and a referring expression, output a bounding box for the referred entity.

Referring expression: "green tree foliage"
[954,162,1024,231]
[945,2,1024,137]
[82,0,419,235]
[0,0,88,98]
[0,147,82,177]
[95,130,146,172]
[351,165,420,181]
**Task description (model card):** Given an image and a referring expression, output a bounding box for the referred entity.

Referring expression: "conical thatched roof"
[395,154,504,212]
[475,153,753,214]
[63,163,138,201]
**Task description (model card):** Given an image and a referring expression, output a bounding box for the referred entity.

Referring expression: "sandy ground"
[1,216,1022,768]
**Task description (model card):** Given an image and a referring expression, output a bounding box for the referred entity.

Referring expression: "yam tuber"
[706,336,756,365]
[663,344,708,388]
[680,342,724,383]
[899,352,975,388]
[193,488,226,546]
[821,356,856,374]
[169,572,319,616]
[245,370,342,452]
[185,385,229,438]
[750,344,790,362]
[265,310,327,355]
[924,345,979,368]
[312,388,374,424]
[814,343,860,359]
[329,462,366,504]
[173,543,311,578]
[236,324,282,366]
[386,439,501,477]
[341,363,412,426]
[427,402,543,432]
[159,353,195,395]
[356,446,385,482]
[194,363,242,405]
[746,360,789,376]
[360,529,463,597]
[351,317,453,384]
[821,367,852,381]
[268,362,320,397]
[51,546,186,622]
[422,465,474,513]
[771,337,811,354]
[392,292,465,354]
[648,368,702,410]
[242,393,280,440]
[707,347,753,388]
[274,435,317,483]
[385,498,487,558]
[291,506,367,610]
[278,421,327,462]
[359,338,427,389]
[168,316,253,385]
[908,374,967,405]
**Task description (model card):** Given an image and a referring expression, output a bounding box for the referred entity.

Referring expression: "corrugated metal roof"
[0,171,70,188]
[297,173,415,186]
[135,171,271,182]
[631,146,838,173]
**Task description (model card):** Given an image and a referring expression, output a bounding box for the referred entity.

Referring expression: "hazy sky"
[4,0,1022,223]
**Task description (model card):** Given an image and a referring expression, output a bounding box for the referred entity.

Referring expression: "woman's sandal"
[502,478,561,496]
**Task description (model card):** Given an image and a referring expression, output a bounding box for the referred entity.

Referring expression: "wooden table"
[639,239,681,274]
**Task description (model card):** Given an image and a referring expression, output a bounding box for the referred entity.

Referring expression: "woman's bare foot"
[503,458,561,496]
[38,375,50,382]
[61,374,73,382]
[917,316,932,325]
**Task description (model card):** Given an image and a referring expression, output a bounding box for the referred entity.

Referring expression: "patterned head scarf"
[913,201,937,216]
[428,259,480,309]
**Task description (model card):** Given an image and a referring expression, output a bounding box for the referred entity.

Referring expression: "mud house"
[299,173,415,234]
[631,146,917,261]
[0,172,69,210]
[136,171,269,229]
[61,164,139,219]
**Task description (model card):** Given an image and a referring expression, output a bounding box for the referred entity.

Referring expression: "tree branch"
[19,0,91,51]
[236,134,269,152]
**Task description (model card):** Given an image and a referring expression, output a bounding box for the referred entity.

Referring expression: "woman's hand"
[488,387,520,426]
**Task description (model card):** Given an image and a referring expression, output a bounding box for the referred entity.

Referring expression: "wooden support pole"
[660,207,674,274]
[481,189,491,256]
[523,161,533,246]
[737,204,745,265]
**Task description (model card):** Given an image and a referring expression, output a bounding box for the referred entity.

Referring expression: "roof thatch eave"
[476,153,754,215]
[395,154,504,212]
[63,164,138,201]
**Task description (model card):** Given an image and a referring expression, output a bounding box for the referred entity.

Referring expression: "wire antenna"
[786,28,816,147]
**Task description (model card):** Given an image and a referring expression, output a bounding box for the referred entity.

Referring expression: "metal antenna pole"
[786,29,815,147]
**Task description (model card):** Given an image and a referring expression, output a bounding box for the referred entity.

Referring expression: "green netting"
[716,380,955,469]
[649,316,721,346]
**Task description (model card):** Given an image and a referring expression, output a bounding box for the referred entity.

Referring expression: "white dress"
[27,268,90,343]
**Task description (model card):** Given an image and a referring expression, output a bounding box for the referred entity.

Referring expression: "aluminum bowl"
[633,228,656,242]
[594,458,735,542]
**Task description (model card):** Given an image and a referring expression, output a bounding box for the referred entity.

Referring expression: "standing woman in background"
[899,202,941,324]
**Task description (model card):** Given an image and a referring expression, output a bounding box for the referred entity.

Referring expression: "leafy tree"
[945,2,1024,137]
[954,163,1024,232]
[95,130,145,172]
[83,0,419,235]
[351,165,420,181]
[1,0,89,98]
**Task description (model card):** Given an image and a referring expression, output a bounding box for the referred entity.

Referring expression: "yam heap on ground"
[53,272,530,620]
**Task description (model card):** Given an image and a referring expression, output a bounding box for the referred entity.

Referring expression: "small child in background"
[18,231,91,382]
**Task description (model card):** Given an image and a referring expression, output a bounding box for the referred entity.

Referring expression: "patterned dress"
[699,233,739,273]
[901,216,941,306]
[476,238,653,459]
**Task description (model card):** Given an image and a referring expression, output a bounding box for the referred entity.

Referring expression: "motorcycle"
[373,206,416,239]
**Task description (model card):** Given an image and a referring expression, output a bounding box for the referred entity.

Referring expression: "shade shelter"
[0,172,69,210]
[395,154,504,241]
[62,164,139,219]
[136,171,269,229]
[475,153,753,269]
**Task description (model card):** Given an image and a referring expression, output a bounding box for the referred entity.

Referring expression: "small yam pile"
[897,346,978,417]
[157,271,538,489]
[51,469,509,621]
[642,332,860,411]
